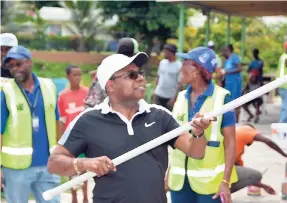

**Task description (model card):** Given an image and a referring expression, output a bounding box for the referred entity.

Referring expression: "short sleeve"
[160,108,180,148]
[221,94,236,128]
[157,60,164,76]
[245,128,260,144]
[232,54,241,65]
[58,115,87,157]
[177,61,182,83]
[57,94,65,118]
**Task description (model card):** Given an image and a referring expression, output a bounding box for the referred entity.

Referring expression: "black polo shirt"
[59,98,180,203]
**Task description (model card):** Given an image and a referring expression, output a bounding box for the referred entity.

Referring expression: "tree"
[60,1,102,52]
[32,1,60,9]
[96,1,180,56]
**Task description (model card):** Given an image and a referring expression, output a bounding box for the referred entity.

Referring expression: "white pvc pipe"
[43,75,287,200]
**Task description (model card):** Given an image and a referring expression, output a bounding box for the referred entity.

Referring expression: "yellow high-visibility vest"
[168,84,238,194]
[1,77,57,169]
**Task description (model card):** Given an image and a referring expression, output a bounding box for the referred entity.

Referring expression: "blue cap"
[4,45,32,64]
[176,47,217,73]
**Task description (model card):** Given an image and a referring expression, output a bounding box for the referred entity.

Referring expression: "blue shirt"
[249,59,263,71]
[249,59,264,81]
[184,82,236,129]
[1,73,59,167]
[224,53,241,82]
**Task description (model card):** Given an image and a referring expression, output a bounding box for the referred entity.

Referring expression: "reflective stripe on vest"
[2,146,56,155]
[170,164,225,177]
[209,88,222,141]
[1,77,57,169]
[2,146,33,155]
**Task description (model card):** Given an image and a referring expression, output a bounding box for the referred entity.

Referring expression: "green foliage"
[17,35,107,52]
[168,11,286,76]
[32,1,60,9]
[60,1,102,52]
[96,1,180,54]
[32,60,97,86]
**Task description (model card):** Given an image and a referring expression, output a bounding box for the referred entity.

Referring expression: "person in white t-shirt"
[153,44,182,111]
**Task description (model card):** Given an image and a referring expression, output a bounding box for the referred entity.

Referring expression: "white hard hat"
[207,40,215,47]
[0,33,18,47]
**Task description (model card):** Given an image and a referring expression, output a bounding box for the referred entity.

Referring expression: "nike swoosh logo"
[145,122,156,127]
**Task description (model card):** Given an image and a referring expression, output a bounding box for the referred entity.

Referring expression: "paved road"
[2,99,286,203]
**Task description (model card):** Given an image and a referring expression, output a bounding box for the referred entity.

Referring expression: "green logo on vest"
[177,114,185,122]
[17,104,24,111]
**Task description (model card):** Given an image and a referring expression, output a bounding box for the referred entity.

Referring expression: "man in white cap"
[0,33,18,78]
[208,40,223,86]
[47,52,216,203]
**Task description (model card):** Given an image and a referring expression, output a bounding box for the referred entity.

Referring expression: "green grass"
[33,60,97,86]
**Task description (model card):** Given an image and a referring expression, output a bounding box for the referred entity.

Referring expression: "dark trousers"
[170,176,221,203]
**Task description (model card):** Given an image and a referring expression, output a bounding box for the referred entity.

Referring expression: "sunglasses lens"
[129,71,139,80]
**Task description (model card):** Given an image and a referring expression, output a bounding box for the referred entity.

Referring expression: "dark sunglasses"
[110,70,144,80]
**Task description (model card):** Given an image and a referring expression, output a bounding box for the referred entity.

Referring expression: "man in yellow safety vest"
[1,46,61,203]
[277,41,287,123]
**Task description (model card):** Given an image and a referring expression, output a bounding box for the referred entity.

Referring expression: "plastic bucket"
[271,123,287,152]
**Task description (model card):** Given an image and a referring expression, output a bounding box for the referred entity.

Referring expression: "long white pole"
[43,75,287,200]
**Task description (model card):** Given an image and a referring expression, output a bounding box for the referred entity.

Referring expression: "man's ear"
[106,80,115,93]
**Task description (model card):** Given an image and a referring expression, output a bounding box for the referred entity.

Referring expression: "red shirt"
[58,86,89,130]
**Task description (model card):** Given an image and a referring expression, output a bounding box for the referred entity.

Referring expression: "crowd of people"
[0,32,287,203]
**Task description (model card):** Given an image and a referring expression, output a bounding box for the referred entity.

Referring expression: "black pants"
[154,95,172,111]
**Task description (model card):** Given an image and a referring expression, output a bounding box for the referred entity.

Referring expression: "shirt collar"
[16,72,40,89]
[184,81,214,99]
[97,97,151,114]
[32,73,40,87]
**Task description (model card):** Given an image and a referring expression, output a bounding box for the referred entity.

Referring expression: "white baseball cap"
[207,40,215,47]
[0,33,18,47]
[97,52,148,90]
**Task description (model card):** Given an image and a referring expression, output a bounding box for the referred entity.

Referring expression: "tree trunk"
[79,32,86,52]
[143,36,154,77]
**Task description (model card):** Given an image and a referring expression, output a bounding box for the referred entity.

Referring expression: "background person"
[1,45,61,203]
[207,40,223,86]
[0,33,18,78]
[168,47,238,203]
[58,65,89,203]
[221,45,243,122]
[248,48,264,84]
[277,41,287,123]
[242,70,263,123]
[230,123,286,195]
[153,44,182,111]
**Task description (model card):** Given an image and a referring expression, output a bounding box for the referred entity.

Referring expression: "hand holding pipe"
[43,75,287,200]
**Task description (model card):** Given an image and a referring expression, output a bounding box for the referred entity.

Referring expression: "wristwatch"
[189,129,205,139]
